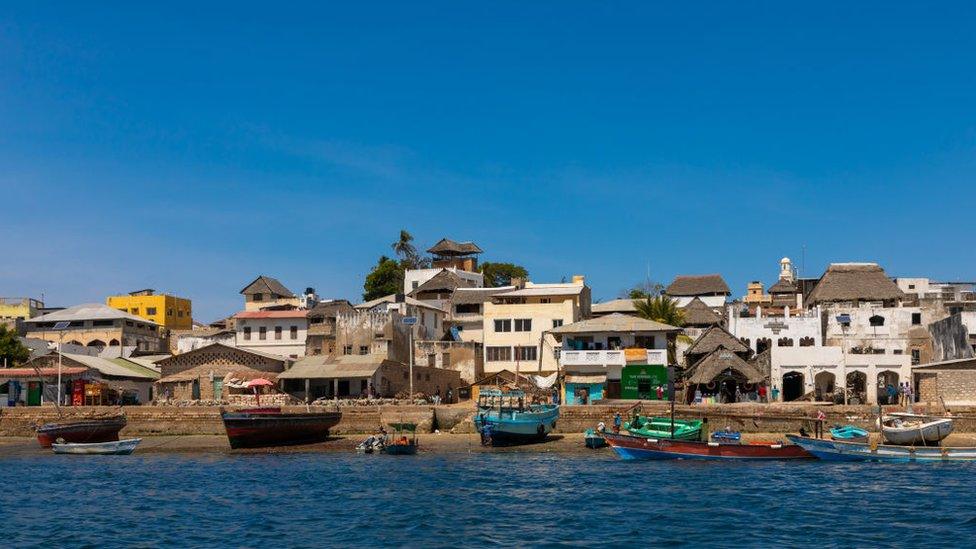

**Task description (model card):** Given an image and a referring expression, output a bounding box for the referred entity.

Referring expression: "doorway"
[782,372,805,401]
[814,371,836,402]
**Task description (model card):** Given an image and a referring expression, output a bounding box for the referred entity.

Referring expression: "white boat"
[881,413,953,445]
[52,438,142,455]
[787,435,976,462]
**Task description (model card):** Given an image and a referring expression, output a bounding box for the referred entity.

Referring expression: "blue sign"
[402,316,418,326]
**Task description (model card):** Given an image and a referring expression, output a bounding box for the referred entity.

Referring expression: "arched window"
[869,315,885,327]
[799,337,815,347]
[778,337,794,347]
[740,338,751,348]
[109,339,120,346]
[756,338,772,354]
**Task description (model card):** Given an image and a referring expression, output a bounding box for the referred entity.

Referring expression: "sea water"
[3,451,975,547]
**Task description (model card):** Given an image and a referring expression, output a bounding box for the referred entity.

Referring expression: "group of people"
[882,382,914,405]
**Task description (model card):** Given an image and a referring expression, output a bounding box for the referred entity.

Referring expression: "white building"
[355,294,447,341]
[446,286,516,343]
[234,310,309,359]
[772,346,912,405]
[665,274,731,308]
[404,267,483,295]
[727,305,823,355]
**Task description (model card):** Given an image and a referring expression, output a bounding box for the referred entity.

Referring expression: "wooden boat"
[356,435,384,454]
[473,389,559,446]
[787,435,976,462]
[625,416,703,441]
[36,415,127,448]
[881,413,953,445]
[604,431,812,461]
[584,428,608,449]
[381,423,418,455]
[829,425,869,444]
[220,407,342,449]
[52,438,142,455]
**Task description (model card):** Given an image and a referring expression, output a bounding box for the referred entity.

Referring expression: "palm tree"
[634,295,686,365]
[391,229,417,261]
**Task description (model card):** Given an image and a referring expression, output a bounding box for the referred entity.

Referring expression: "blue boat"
[473,389,559,446]
[711,429,742,444]
[787,435,976,462]
[829,425,869,444]
[584,428,608,449]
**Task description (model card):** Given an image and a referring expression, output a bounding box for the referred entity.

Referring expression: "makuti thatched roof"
[805,263,905,305]
[666,274,730,296]
[427,238,483,256]
[685,349,764,385]
[681,297,723,327]
[685,324,750,357]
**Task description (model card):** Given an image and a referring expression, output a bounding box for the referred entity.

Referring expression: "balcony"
[560,350,626,367]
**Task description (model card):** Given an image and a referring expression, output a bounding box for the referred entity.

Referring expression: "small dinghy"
[356,435,385,454]
[881,414,953,445]
[584,428,608,449]
[52,438,142,455]
[830,425,869,444]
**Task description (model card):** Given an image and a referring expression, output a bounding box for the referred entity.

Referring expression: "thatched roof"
[681,297,723,327]
[409,269,475,296]
[240,275,294,297]
[685,349,764,384]
[806,263,905,304]
[450,287,516,305]
[768,279,798,294]
[307,300,355,320]
[592,299,637,315]
[666,274,730,296]
[685,325,749,356]
[549,313,680,336]
[427,238,483,256]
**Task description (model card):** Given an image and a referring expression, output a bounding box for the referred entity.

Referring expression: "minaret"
[780,257,795,283]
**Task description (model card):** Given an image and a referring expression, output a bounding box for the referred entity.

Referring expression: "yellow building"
[0,297,44,321]
[107,289,192,330]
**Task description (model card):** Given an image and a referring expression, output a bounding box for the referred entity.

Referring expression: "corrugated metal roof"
[64,353,158,380]
[234,310,308,319]
[550,313,679,335]
[25,303,159,326]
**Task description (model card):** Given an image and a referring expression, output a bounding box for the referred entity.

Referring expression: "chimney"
[510,277,526,289]
[572,275,585,285]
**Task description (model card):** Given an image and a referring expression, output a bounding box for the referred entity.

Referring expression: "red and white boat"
[36,416,127,448]
[604,431,813,461]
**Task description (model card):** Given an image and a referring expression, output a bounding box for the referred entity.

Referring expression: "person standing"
[758,384,767,403]
[771,385,780,402]
[613,412,622,433]
[656,385,664,401]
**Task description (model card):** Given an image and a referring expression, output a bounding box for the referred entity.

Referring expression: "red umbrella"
[246,378,275,405]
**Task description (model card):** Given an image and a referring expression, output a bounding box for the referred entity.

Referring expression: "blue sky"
[2,2,975,322]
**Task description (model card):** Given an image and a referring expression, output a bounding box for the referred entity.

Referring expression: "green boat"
[624,416,703,440]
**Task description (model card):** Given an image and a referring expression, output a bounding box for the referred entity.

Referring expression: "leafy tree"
[0,325,30,366]
[390,229,430,270]
[479,262,529,288]
[621,280,665,299]
[634,295,685,365]
[363,256,405,301]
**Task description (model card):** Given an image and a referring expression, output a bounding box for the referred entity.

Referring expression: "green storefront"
[621,364,669,400]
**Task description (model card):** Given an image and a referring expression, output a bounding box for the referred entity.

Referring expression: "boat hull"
[584,429,608,449]
[36,416,127,448]
[882,418,953,445]
[382,444,418,455]
[787,435,976,462]
[52,438,142,455]
[221,410,342,449]
[604,432,812,461]
[473,405,560,446]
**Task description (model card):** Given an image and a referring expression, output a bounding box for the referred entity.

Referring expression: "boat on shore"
[604,431,812,461]
[382,423,419,455]
[220,407,342,449]
[625,416,703,441]
[36,415,127,448]
[584,428,608,449]
[881,413,953,445]
[473,389,559,446]
[829,425,869,444]
[52,438,142,455]
[787,435,976,462]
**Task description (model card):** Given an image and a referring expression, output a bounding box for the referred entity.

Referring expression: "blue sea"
[3,449,976,548]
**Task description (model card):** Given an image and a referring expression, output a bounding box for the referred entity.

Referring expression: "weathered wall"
[335,311,410,363]
[414,340,483,385]
[929,313,976,362]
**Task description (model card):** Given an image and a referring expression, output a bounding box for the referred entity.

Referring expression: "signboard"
[621,364,669,400]
[401,316,418,326]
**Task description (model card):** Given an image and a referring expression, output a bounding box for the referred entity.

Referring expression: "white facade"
[357,299,446,341]
[727,306,823,354]
[673,295,726,308]
[772,346,912,405]
[235,315,308,359]
[404,267,483,294]
[823,304,925,355]
[176,332,236,354]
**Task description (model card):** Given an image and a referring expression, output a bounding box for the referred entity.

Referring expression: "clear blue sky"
[2,3,975,322]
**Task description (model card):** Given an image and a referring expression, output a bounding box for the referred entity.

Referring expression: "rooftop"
[592,299,638,315]
[240,275,295,297]
[806,263,906,304]
[355,294,447,313]
[550,313,680,335]
[427,238,483,256]
[24,303,159,326]
[666,274,731,297]
[234,310,309,319]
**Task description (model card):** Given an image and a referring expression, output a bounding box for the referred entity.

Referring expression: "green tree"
[363,256,405,301]
[479,262,529,287]
[0,325,30,366]
[634,295,685,365]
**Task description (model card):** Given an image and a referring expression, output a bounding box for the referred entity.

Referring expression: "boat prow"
[220,408,342,449]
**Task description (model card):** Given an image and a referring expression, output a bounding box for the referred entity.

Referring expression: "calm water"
[3,449,976,548]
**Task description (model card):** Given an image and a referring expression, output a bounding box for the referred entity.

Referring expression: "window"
[911,313,922,326]
[799,337,815,347]
[540,298,551,304]
[274,326,282,340]
[167,308,173,316]
[908,284,916,290]
[343,345,352,355]
[869,315,885,327]
[291,326,298,339]
[494,319,512,332]
[456,304,479,314]
[178,310,184,317]
[146,307,157,316]
[514,319,532,332]
[425,374,430,381]
[911,349,921,365]
[412,281,419,290]
[777,337,794,347]
[515,346,538,361]
[131,308,140,315]
[442,353,451,367]
[243,327,252,340]
[253,293,263,302]
[359,345,369,355]
[486,346,511,361]
[259,327,267,340]
[552,319,564,328]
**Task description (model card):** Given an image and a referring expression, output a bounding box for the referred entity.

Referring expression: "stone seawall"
[4,403,976,437]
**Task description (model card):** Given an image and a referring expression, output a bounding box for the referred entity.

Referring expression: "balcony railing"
[559,350,626,367]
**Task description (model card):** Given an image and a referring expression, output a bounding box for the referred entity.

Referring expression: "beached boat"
[382,423,418,455]
[220,407,342,449]
[829,425,869,444]
[605,431,812,461]
[625,416,703,441]
[356,435,384,454]
[52,438,142,455]
[36,415,127,448]
[787,435,976,462]
[473,389,559,445]
[584,428,608,449]
[881,414,953,445]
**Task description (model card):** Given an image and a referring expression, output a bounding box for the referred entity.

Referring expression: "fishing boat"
[473,389,559,446]
[881,413,953,445]
[829,425,869,444]
[36,415,127,448]
[220,407,342,449]
[786,435,976,462]
[356,435,385,454]
[382,423,419,455]
[604,431,812,460]
[584,428,608,449]
[52,438,142,455]
[625,416,703,441]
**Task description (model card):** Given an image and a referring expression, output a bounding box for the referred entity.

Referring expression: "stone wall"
[414,340,483,385]
[335,311,410,363]
[158,346,284,378]
[915,365,976,406]
[376,361,462,399]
